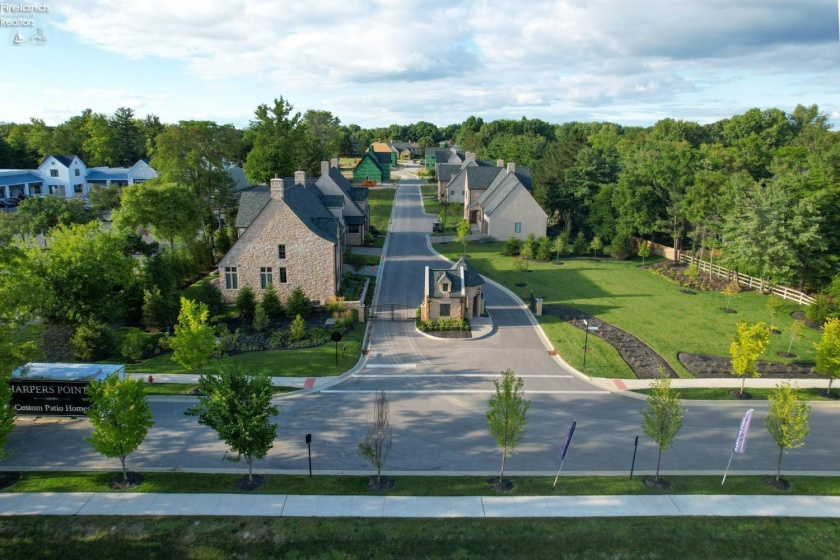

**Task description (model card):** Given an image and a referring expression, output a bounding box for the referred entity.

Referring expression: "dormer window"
[441,283,449,292]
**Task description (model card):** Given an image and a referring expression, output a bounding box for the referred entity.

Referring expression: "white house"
[39,155,88,197]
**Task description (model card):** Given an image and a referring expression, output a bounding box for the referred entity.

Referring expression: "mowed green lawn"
[366,187,396,232]
[440,242,820,378]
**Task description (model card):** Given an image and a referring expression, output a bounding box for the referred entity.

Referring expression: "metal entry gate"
[368,303,416,321]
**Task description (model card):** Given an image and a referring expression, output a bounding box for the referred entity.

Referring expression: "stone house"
[218,171,343,306]
[468,164,546,240]
[421,257,485,321]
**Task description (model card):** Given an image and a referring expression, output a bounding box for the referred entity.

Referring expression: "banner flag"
[560,421,576,462]
[733,409,754,455]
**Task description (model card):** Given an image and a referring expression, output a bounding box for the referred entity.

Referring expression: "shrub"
[120,331,145,362]
[142,287,180,331]
[686,264,700,279]
[610,232,635,260]
[72,320,114,361]
[197,280,226,319]
[214,226,232,255]
[290,314,306,342]
[215,324,240,354]
[267,329,287,350]
[286,286,313,320]
[252,304,269,332]
[236,285,257,319]
[573,231,588,255]
[261,284,283,318]
[503,236,521,256]
[536,236,552,261]
[806,294,836,324]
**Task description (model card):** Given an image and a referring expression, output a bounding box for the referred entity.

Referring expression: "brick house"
[421,257,485,321]
[217,171,343,305]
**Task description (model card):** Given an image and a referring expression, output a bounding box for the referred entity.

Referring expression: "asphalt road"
[5,171,840,477]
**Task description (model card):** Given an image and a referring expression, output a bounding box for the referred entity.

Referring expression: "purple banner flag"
[560,421,576,462]
[733,409,754,455]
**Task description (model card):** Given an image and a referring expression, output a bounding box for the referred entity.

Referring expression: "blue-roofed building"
[0,170,44,198]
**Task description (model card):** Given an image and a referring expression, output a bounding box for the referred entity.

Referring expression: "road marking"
[364,363,417,369]
[613,379,628,391]
[303,378,315,389]
[355,374,574,378]
[320,390,609,395]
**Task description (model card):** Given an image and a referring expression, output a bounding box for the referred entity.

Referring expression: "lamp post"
[582,319,598,368]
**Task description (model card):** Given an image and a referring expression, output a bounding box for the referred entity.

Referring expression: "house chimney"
[330,157,339,169]
[270,174,285,200]
[294,170,306,185]
[507,162,516,174]
[467,152,476,161]
[320,161,329,175]
[497,159,504,168]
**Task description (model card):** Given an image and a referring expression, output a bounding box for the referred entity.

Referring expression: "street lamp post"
[583,319,598,368]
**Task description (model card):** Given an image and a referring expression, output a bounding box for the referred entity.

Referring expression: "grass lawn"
[181,273,219,302]
[439,243,821,378]
[634,387,837,401]
[126,322,364,376]
[3,516,836,560]
[420,185,437,197]
[367,187,396,233]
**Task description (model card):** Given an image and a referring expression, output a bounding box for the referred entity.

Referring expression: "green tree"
[244,98,313,184]
[765,381,811,482]
[15,196,95,241]
[455,219,471,257]
[85,375,154,482]
[142,286,180,331]
[766,295,784,330]
[358,390,392,486]
[438,203,451,242]
[236,285,257,320]
[723,280,741,312]
[815,318,840,394]
[486,369,530,484]
[290,314,306,342]
[285,286,313,320]
[785,319,805,357]
[730,322,770,396]
[503,235,521,256]
[252,304,269,333]
[551,236,567,262]
[640,376,685,483]
[88,184,123,213]
[536,236,552,261]
[71,320,114,361]
[171,298,215,373]
[112,181,205,248]
[261,284,283,319]
[590,235,603,257]
[638,241,651,265]
[185,359,278,483]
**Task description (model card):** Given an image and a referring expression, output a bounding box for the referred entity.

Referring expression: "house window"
[30,182,42,194]
[74,169,80,176]
[224,267,238,290]
[439,303,451,317]
[50,169,59,177]
[441,283,449,292]
[278,267,287,284]
[450,190,455,196]
[260,267,272,289]
[278,244,286,259]
[74,184,83,193]
[514,222,522,233]
[348,224,360,233]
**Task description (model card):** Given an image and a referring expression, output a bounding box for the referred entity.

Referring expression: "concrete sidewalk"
[129,374,333,390]
[2,492,839,518]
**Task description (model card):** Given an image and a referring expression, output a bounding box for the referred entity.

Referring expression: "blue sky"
[1,0,839,129]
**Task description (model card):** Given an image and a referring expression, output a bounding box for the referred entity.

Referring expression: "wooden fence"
[680,255,815,305]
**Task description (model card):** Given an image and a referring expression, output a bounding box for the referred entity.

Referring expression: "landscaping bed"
[679,352,818,379]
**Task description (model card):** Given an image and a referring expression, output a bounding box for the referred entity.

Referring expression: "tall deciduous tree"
[243,97,312,184]
[358,390,392,485]
[185,359,278,483]
[730,322,770,396]
[765,381,810,483]
[170,298,215,373]
[640,376,684,483]
[486,369,530,484]
[85,375,154,482]
[112,181,205,248]
[815,318,840,395]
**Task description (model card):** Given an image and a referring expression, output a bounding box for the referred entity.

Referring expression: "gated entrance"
[368,303,417,321]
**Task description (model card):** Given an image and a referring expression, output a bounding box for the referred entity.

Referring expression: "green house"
[353,152,389,183]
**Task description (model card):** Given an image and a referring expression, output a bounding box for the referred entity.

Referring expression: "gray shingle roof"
[464,166,503,190]
[373,151,391,164]
[437,164,462,182]
[320,195,344,208]
[474,173,523,216]
[235,187,271,228]
[427,257,484,297]
[234,184,339,244]
[345,215,366,225]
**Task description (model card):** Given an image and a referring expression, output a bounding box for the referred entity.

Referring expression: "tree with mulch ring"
[815,317,840,399]
[0,472,20,490]
[514,283,527,288]
[85,375,154,488]
[236,475,266,492]
[778,320,805,358]
[640,375,684,490]
[110,472,145,491]
[765,381,810,490]
[486,369,530,492]
[729,321,770,398]
[358,390,393,492]
[680,289,697,295]
[721,281,741,314]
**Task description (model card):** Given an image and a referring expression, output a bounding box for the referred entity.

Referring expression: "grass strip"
[0,516,838,559]
[367,187,396,233]
[633,387,837,401]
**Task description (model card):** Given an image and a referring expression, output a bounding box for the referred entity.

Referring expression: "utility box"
[9,362,126,417]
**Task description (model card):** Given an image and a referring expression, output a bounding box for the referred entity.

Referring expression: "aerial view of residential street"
[2,2,840,559]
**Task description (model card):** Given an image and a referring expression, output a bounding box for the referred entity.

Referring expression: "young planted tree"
[455,219,471,257]
[765,381,811,483]
[290,314,306,342]
[766,295,784,330]
[438,203,450,242]
[785,319,805,357]
[261,284,283,319]
[235,285,257,320]
[285,286,313,320]
[722,280,741,312]
[185,359,278,484]
[551,236,567,262]
[640,376,684,484]
[486,369,530,485]
[590,236,603,258]
[638,241,650,265]
[170,298,215,373]
[252,304,269,333]
[730,322,770,396]
[85,375,154,482]
[503,235,521,256]
[358,390,393,486]
[815,317,840,395]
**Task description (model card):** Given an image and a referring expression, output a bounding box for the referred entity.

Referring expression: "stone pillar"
[534,297,543,316]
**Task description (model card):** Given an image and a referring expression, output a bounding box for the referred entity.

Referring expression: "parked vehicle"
[0,198,18,208]
[432,221,442,232]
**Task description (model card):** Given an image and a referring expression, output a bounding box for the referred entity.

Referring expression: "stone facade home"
[442,154,499,204]
[218,171,343,306]
[421,257,485,321]
[315,159,370,246]
[468,164,546,240]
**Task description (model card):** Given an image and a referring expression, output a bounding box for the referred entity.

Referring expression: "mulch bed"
[235,475,266,492]
[679,352,817,379]
[367,476,395,492]
[488,477,514,492]
[643,476,670,490]
[0,472,21,490]
[648,260,731,291]
[765,476,791,491]
[423,330,472,339]
[791,311,823,331]
[543,305,677,379]
[110,472,144,491]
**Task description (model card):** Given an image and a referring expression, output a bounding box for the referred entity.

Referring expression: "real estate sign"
[9,362,125,417]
